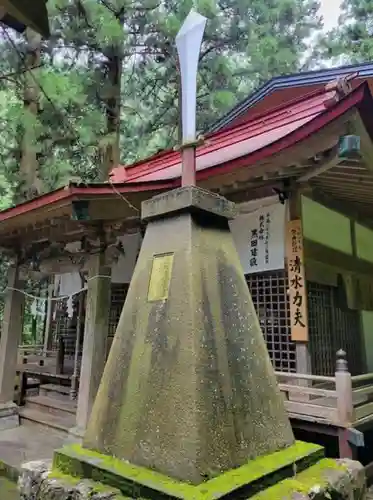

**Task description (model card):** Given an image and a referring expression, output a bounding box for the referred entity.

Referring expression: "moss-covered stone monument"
[17,9,367,500]
[18,186,366,499]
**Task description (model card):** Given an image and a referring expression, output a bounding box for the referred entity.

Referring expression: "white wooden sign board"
[229,202,286,274]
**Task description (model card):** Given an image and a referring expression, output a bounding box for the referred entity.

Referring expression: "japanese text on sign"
[249,212,272,270]
[286,220,308,341]
[229,202,286,274]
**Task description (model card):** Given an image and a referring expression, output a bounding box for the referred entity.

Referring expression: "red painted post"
[181,146,196,187]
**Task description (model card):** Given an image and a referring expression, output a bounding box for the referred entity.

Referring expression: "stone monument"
[18,10,366,500]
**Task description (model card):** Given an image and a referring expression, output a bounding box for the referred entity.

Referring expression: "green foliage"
[316,0,373,64]
[0,0,323,191]
[118,0,322,160]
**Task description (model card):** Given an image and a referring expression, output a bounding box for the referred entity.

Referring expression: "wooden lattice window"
[106,284,128,357]
[246,270,296,372]
[307,281,363,376]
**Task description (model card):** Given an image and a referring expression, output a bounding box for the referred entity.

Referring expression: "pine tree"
[118,0,323,161]
[0,0,323,192]
[19,28,43,200]
[315,0,373,64]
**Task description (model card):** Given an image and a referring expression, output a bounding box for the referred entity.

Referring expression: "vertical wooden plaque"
[286,219,308,342]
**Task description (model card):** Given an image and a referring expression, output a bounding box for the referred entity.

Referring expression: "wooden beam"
[308,188,373,228]
[200,112,353,191]
[313,177,373,189]
[296,146,341,183]
[304,238,373,275]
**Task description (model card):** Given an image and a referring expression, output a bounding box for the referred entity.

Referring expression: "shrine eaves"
[0,0,50,37]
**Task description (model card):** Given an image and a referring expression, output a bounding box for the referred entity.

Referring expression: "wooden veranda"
[14,344,373,460]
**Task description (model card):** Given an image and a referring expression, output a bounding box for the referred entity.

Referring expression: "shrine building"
[1,62,373,458]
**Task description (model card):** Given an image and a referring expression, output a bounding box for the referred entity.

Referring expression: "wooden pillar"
[335,350,356,459]
[43,282,54,356]
[0,265,25,429]
[287,190,311,374]
[70,281,84,400]
[286,190,311,404]
[295,343,311,375]
[70,253,111,439]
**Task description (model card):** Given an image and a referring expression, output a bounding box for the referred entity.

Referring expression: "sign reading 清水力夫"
[229,202,286,274]
[286,219,308,342]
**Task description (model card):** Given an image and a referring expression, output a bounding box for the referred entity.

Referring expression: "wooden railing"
[275,350,373,430]
[275,371,339,425]
[351,372,373,426]
[17,344,373,433]
[17,338,65,375]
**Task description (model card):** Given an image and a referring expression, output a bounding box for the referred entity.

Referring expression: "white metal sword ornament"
[175,10,207,186]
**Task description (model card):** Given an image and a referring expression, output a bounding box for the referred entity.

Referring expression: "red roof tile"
[0,82,371,224]
[110,85,362,184]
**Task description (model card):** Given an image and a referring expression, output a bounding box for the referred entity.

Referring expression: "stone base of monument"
[18,442,366,499]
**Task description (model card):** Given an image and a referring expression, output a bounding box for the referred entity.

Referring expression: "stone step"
[39,384,71,401]
[19,408,74,434]
[24,395,76,417]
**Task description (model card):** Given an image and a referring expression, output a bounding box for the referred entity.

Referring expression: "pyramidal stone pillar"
[82,187,294,479]
[50,187,364,499]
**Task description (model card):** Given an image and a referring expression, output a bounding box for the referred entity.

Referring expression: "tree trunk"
[19,28,42,201]
[98,8,125,182]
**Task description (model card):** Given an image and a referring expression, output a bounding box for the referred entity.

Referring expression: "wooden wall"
[302,195,373,373]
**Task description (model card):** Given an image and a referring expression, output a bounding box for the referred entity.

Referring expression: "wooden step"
[39,384,71,401]
[25,395,76,417]
[19,408,74,434]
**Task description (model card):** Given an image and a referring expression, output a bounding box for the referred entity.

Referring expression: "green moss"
[251,459,349,499]
[0,477,19,500]
[54,445,192,499]
[48,470,81,485]
[48,470,132,499]
[53,441,323,499]
[0,460,19,482]
[201,440,322,497]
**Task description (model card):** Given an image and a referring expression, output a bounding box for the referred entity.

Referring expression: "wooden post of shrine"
[335,350,356,459]
[0,263,25,429]
[43,281,54,356]
[287,191,311,375]
[286,191,311,402]
[70,277,85,400]
[69,252,111,440]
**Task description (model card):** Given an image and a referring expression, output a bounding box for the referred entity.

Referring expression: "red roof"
[111,82,372,184]
[0,180,175,223]
[0,81,372,224]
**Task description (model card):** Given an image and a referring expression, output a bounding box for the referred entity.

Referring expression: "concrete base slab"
[251,458,366,499]
[0,425,66,480]
[52,441,325,499]
[17,442,367,499]
[0,402,19,431]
